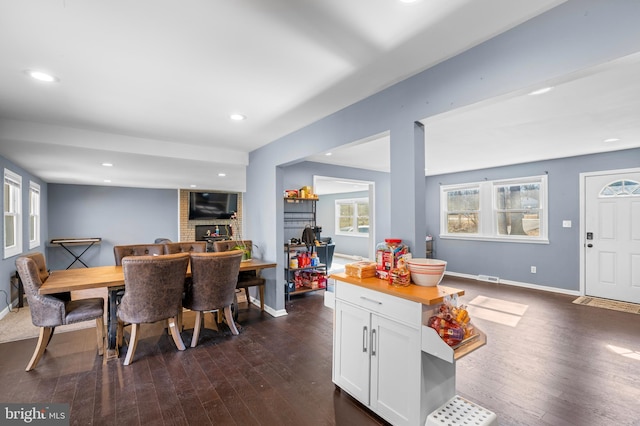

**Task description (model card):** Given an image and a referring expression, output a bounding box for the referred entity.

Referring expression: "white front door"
[585,171,640,303]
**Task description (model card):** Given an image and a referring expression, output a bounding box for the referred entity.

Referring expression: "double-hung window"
[4,169,22,258]
[335,198,370,236]
[29,181,41,249]
[441,175,548,243]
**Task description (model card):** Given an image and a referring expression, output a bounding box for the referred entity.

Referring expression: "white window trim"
[29,181,41,249]
[335,197,370,237]
[440,175,549,244]
[4,168,23,258]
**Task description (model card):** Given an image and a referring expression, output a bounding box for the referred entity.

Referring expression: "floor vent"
[477,275,500,283]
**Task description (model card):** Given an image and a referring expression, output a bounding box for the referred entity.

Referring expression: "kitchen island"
[330,273,486,426]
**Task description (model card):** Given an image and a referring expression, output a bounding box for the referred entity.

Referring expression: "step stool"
[426,395,498,426]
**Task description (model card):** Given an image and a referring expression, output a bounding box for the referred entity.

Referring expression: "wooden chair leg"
[123,323,140,366]
[244,288,250,305]
[95,317,105,356]
[177,308,184,332]
[168,316,186,351]
[190,311,203,348]
[223,305,239,335]
[26,327,53,371]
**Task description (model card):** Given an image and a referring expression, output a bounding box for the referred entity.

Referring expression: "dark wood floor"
[2,277,640,425]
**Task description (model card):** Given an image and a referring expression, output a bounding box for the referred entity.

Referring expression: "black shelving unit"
[284,243,327,300]
[283,197,317,242]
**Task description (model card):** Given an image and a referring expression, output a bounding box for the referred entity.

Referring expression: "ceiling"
[2,1,637,194]
[309,52,640,190]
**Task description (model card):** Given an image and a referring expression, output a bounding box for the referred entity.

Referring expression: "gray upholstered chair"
[113,244,167,332]
[113,244,165,265]
[15,253,104,371]
[213,240,266,312]
[116,253,190,365]
[183,250,243,347]
[163,241,207,255]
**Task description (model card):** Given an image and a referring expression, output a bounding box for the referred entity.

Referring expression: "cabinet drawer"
[336,281,421,326]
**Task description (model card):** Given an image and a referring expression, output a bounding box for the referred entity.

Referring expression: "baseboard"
[0,299,20,321]
[445,271,580,297]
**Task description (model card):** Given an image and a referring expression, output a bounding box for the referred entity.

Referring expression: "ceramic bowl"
[406,258,447,286]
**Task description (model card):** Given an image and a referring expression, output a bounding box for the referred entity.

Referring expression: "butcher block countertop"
[330,272,464,306]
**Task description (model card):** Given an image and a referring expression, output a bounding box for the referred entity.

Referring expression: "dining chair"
[183,250,243,347]
[213,240,266,312]
[116,253,190,365]
[113,244,165,265]
[162,241,206,255]
[112,243,167,335]
[15,253,105,371]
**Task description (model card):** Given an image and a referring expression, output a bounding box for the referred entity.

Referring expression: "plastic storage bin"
[426,395,497,426]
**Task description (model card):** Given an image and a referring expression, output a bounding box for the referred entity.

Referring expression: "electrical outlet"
[531,266,537,273]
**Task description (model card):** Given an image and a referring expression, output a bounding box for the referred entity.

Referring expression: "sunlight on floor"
[467,295,528,327]
[606,344,640,361]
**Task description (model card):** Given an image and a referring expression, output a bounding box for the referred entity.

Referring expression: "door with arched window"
[584,171,640,303]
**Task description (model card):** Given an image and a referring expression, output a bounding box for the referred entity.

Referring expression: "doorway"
[313,175,375,271]
[582,168,640,303]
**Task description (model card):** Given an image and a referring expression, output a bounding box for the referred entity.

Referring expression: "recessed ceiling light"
[398,0,419,3]
[528,87,553,96]
[103,179,111,183]
[229,114,246,121]
[325,152,332,156]
[25,70,59,83]
[101,162,113,167]
[603,138,620,143]
[190,184,197,188]
[218,173,226,177]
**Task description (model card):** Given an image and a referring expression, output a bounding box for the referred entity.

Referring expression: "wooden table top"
[40,258,277,295]
[329,272,464,306]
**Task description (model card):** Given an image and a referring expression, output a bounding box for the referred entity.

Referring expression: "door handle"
[371,329,377,356]
[363,326,368,353]
[587,244,593,248]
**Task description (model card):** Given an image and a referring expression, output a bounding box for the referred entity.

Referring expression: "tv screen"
[189,192,238,220]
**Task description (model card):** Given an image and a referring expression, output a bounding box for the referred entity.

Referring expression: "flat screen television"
[188,192,238,220]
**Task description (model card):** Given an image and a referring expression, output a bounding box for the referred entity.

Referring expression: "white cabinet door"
[370,314,421,426]
[333,300,371,403]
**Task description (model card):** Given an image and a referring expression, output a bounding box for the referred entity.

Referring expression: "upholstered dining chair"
[163,241,206,255]
[116,253,190,365]
[113,244,165,265]
[213,240,266,312]
[15,253,105,371]
[113,243,166,325]
[183,250,243,347]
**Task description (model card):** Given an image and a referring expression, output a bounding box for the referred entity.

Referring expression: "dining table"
[39,258,277,359]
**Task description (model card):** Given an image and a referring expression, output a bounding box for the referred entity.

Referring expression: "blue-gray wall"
[427,147,640,292]
[247,0,640,312]
[0,154,48,314]
[46,184,178,270]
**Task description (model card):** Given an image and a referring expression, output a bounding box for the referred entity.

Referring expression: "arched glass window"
[599,180,640,197]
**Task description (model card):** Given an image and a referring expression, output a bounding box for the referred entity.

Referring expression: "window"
[599,179,640,197]
[4,169,22,258]
[441,175,548,243]
[444,187,479,234]
[29,181,41,249]
[335,198,370,236]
